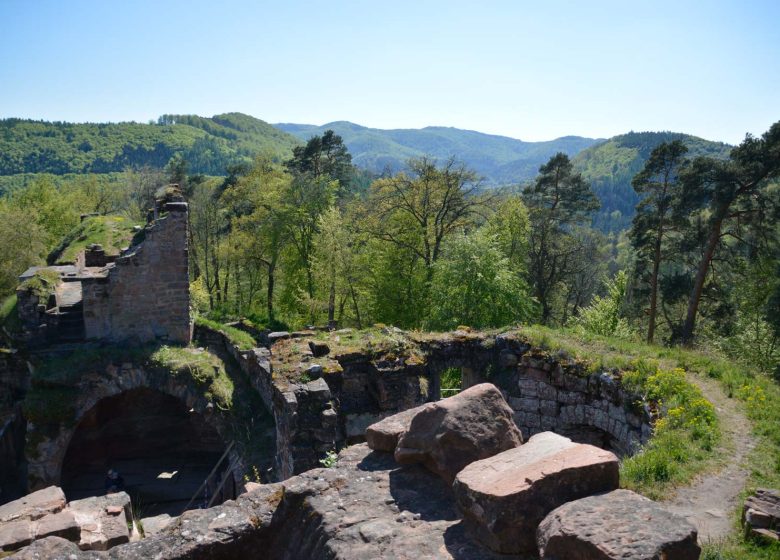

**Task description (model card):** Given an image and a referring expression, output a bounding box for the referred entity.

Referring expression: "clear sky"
[1,0,778,143]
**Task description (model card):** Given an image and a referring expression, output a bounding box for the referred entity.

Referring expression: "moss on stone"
[0,294,21,334]
[49,215,141,265]
[150,345,234,409]
[18,269,61,299]
[195,316,257,350]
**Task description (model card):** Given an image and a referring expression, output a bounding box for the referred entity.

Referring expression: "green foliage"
[621,366,719,498]
[319,449,339,468]
[439,367,462,395]
[574,270,633,338]
[0,295,21,334]
[49,215,141,264]
[150,345,234,409]
[277,121,598,187]
[0,113,300,176]
[426,230,537,330]
[574,131,731,232]
[194,316,257,351]
[19,269,60,299]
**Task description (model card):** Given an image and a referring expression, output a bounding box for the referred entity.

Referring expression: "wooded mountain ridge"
[0,113,732,231]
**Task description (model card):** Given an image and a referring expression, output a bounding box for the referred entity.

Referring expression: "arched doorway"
[61,388,232,516]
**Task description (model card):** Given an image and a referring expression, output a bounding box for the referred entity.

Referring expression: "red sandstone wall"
[81,203,191,344]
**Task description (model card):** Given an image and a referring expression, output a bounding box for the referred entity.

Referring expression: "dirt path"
[661,373,756,543]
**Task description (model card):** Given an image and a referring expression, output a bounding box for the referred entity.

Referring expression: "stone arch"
[26,365,239,494]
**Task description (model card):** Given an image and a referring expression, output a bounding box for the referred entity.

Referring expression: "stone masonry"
[81,202,191,344]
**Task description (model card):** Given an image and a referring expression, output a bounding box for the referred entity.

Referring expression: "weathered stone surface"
[140,514,173,537]
[69,492,131,551]
[0,486,66,523]
[743,488,780,543]
[12,445,514,559]
[537,489,701,560]
[33,510,79,542]
[365,404,428,452]
[0,520,33,551]
[9,536,102,559]
[308,340,330,358]
[395,383,523,482]
[268,331,290,343]
[453,431,619,554]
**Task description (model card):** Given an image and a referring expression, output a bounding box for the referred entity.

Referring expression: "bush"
[574,270,633,338]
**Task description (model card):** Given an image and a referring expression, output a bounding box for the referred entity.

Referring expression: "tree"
[0,202,47,296]
[523,153,600,322]
[630,141,688,342]
[222,156,294,322]
[426,230,537,330]
[678,122,780,344]
[575,270,633,338]
[286,130,353,191]
[366,157,489,281]
[311,206,365,328]
[483,195,530,275]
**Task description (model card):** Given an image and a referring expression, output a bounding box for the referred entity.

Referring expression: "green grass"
[18,269,60,299]
[440,366,462,395]
[50,215,141,264]
[150,345,234,409]
[0,294,21,334]
[23,343,237,434]
[195,316,257,351]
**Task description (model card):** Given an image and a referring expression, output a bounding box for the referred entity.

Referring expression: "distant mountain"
[573,131,732,232]
[0,113,300,177]
[0,112,734,234]
[274,121,601,185]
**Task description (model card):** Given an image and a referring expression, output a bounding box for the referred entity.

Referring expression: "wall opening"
[61,388,232,516]
[439,367,463,397]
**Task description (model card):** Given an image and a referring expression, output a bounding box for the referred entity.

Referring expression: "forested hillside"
[0,113,737,234]
[275,121,600,184]
[0,113,300,178]
[574,131,732,231]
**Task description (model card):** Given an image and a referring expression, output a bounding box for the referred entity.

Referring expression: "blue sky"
[1,0,777,143]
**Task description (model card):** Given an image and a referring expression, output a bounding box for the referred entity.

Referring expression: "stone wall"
[195,324,337,480]
[82,202,191,345]
[199,327,654,480]
[24,363,238,491]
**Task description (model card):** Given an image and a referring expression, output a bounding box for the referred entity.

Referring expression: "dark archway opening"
[61,388,232,516]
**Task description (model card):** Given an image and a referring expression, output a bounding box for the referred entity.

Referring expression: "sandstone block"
[0,520,33,551]
[453,431,619,554]
[34,510,80,542]
[140,514,173,537]
[395,383,523,482]
[365,404,427,452]
[742,488,780,542]
[0,486,66,523]
[537,489,700,559]
[69,492,131,551]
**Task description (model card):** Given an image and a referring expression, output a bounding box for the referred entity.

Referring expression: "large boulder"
[365,404,428,452]
[453,431,619,554]
[394,383,523,482]
[742,488,780,543]
[0,487,66,523]
[537,489,701,559]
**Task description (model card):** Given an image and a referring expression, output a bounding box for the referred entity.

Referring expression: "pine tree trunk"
[266,261,276,322]
[681,208,726,345]
[647,230,663,343]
